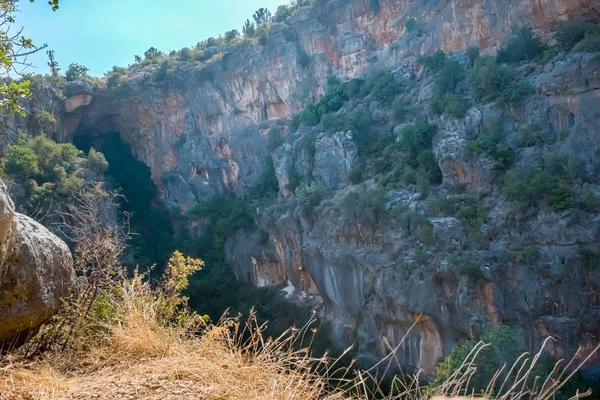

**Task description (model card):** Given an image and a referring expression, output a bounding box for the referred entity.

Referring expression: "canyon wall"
[46,0,600,374]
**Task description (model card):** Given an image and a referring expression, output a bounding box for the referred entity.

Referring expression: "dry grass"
[0,271,350,400]
[0,262,597,400]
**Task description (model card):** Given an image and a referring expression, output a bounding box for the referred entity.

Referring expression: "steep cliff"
[56,0,596,210]
[35,0,600,374]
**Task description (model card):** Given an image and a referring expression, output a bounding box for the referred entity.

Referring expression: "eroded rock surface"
[0,182,74,345]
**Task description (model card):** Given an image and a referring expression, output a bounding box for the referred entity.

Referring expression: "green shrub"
[544,152,589,182]
[503,168,575,212]
[418,222,435,245]
[242,19,256,38]
[405,18,417,33]
[224,29,240,43]
[65,63,89,81]
[343,78,365,100]
[516,123,547,147]
[33,110,56,134]
[300,104,320,126]
[581,189,598,212]
[256,25,269,46]
[466,46,480,66]
[500,78,534,106]
[4,145,39,179]
[400,121,437,160]
[348,164,363,184]
[430,326,523,394]
[338,186,386,224]
[317,85,349,115]
[573,31,600,52]
[363,70,401,105]
[546,184,576,211]
[392,98,407,122]
[296,181,328,210]
[439,92,466,118]
[419,50,447,73]
[436,59,464,93]
[179,47,193,61]
[467,56,512,103]
[274,4,293,22]
[417,149,442,185]
[555,22,600,51]
[87,148,109,175]
[320,113,344,133]
[497,26,547,64]
[458,256,483,278]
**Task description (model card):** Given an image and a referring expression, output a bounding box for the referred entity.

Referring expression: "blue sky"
[18,0,287,77]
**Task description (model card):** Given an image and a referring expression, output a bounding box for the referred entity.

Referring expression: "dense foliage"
[2,135,107,216]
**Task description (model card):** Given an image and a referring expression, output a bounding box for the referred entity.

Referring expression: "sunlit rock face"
[56,0,594,211]
[51,0,599,374]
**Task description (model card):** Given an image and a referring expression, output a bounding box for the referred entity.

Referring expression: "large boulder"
[0,181,75,346]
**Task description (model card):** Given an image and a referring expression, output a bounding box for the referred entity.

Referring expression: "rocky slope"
[0,181,74,346]
[7,0,599,374]
[225,51,600,373]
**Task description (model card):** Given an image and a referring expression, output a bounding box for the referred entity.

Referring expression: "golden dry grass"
[0,271,597,400]
[0,274,348,400]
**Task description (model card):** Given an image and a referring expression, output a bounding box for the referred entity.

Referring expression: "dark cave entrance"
[73,131,176,270]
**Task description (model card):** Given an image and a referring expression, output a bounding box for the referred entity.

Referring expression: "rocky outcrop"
[224,52,600,374]
[51,0,595,212]
[0,182,74,345]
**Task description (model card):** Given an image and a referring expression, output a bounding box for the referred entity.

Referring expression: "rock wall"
[223,50,600,374]
[0,181,74,346]
[54,0,596,212]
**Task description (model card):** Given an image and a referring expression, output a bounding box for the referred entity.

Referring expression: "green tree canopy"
[65,63,89,81]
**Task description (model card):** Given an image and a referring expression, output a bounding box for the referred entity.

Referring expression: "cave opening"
[73,131,176,271]
[71,129,331,356]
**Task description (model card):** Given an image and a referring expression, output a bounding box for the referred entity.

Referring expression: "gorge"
[2,0,600,379]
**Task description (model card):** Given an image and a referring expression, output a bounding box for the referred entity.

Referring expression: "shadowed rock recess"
[21,0,600,374]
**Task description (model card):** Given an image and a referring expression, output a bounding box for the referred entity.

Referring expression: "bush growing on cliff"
[555,21,600,51]
[4,145,39,179]
[361,70,401,105]
[467,56,512,102]
[86,148,109,175]
[497,26,547,64]
[430,326,523,393]
[338,186,386,224]
[504,168,577,213]
[399,121,437,160]
[2,136,109,216]
[419,50,448,73]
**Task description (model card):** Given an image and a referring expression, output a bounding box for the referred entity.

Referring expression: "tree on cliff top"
[65,63,89,81]
[252,8,272,26]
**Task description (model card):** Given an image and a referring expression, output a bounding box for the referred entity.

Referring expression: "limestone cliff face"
[56,0,596,211]
[49,0,600,374]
